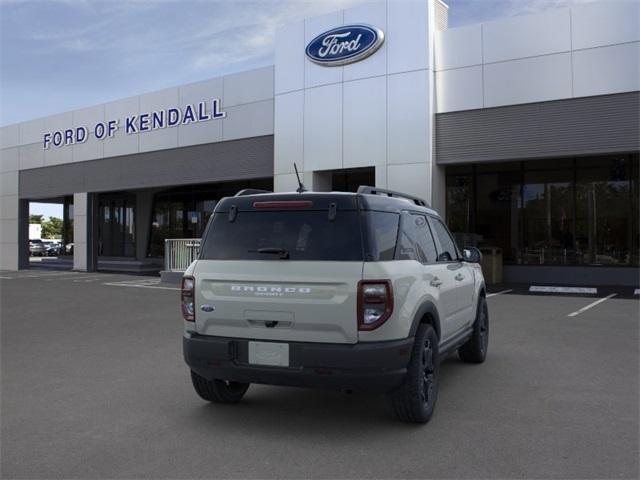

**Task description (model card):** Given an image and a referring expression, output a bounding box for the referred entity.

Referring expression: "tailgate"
[194,260,363,344]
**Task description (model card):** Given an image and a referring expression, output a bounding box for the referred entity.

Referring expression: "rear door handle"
[429,277,443,287]
[455,273,464,281]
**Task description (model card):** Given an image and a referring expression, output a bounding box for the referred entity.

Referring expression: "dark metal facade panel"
[19,135,274,199]
[435,92,640,165]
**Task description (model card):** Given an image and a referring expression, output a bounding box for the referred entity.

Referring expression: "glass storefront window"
[445,165,473,243]
[632,154,639,266]
[61,196,74,255]
[147,179,273,257]
[445,154,639,267]
[149,199,188,257]
[522,168,574,265]
[146,171,375,258]
[475,168,522,263]
[575,156,633,265]
[98,193,136,257]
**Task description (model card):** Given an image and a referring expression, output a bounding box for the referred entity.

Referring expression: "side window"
[367,211,400,261]
[430,217,459,262]
[395,214,438,263]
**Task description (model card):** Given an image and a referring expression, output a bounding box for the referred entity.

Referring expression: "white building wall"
[0,130,19,269]
[0,66,275,270]
[274,0,438,204]
[0,66,275,179]
[435,1,640,113]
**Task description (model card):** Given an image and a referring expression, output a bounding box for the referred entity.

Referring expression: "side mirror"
[462,247,482,264]
[437,251,452,262]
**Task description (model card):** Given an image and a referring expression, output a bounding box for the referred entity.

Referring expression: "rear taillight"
[181,276,195,322]
[357,280,393,331]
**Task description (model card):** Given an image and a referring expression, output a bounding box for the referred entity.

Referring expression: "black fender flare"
[478,281,487,299]
[408,301,442,340]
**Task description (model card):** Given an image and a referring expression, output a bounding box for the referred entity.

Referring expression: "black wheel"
[458,295,489,363]
[190,370,250,403]
[387,324,439,424]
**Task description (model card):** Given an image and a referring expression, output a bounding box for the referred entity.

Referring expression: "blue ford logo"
[200,305,215,312]
[306,24,384,66]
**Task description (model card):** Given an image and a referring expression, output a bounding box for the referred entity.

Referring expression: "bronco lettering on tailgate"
[230,285,312,296]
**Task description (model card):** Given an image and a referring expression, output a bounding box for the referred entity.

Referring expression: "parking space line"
[530,285,598,294]
[487,289,512,298]
[105,278,163,286]
[43,274,120,282]
[567,294,617,317]
[103,282,179,291]
[72,276,115,283]
[44,275,92,282]
[22,271,78,278]
[0,276,12,279]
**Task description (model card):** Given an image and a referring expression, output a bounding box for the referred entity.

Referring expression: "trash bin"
[479,247,503,284]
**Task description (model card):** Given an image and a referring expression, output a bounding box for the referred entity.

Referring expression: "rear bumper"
[183,332,414,393]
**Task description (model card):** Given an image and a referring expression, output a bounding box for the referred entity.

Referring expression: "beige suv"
[182,187,488,423]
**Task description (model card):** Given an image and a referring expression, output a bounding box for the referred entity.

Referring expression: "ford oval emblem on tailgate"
[200,304,215,312]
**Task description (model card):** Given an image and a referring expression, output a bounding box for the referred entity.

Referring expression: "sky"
[0,0,602,128]
[2,0,599,220]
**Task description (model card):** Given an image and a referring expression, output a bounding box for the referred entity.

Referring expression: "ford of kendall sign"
[42,98,225,149]
[305,24,384,66]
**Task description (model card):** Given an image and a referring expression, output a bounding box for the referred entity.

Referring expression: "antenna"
[293,163,307,193]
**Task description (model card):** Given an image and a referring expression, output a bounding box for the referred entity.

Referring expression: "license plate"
[248,341,289,367]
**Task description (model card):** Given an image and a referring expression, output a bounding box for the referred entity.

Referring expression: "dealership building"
[0,0,638,285]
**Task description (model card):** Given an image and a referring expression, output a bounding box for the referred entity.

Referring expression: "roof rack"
[357,185,429,207]
[234,189,272,197]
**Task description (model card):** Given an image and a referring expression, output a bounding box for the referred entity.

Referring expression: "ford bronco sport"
[182,186,488,423]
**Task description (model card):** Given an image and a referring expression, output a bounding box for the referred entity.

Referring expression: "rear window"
[200,211,363,261]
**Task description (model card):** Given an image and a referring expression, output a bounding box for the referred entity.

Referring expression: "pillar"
[73,192,97,272]
[0,153,19,270]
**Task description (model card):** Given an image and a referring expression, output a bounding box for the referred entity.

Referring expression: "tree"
[29,214,44,224]
[41,217,63,239]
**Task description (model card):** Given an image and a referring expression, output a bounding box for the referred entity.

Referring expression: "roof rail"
[357,185,429,207]
[234,188,272,197]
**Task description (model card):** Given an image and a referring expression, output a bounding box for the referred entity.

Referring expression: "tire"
[190,370,250,404]
[387,324,439,424]
[458,295,489,364]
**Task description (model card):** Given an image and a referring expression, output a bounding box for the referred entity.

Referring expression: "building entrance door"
[98,193,136,257]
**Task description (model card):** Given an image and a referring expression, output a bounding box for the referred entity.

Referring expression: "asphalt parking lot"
[1,270,638,479]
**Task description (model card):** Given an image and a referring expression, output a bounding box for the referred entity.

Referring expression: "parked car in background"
[29,239,47,257]
[65,243,74,254]
[43,240,62,256]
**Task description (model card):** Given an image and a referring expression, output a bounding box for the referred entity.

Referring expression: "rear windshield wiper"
[248,247,290,259]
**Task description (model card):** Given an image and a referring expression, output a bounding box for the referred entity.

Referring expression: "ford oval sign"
[305,24,384,66]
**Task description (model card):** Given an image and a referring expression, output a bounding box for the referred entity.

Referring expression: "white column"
[0,148,20,270]
[273,0,440,206]
[386,0,437,206]
[430,164,446,215]
[73,192,89,271]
